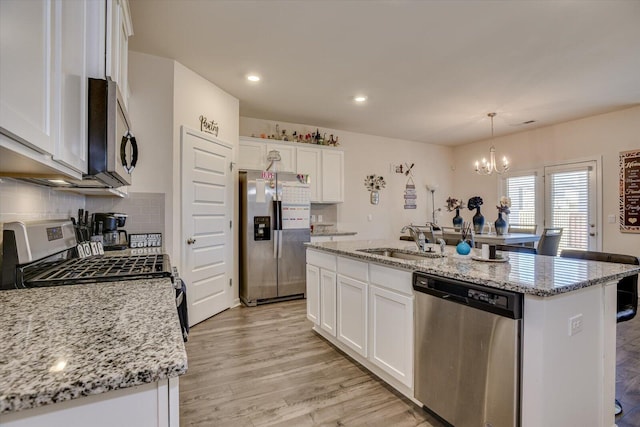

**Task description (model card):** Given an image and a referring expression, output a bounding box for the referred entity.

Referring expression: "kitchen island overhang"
[305,239,640,427]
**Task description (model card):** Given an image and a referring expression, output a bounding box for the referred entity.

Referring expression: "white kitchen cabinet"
[106,0,133,109]
[0,0,126,179]
[306,264,320,325]
[369,284,413,388]
[2,377,179,427]
[266,142,296,172]
[336,274,368,357]
[53,0,89,173]
[321,150,344,202]
[296,146,321,201]
[0,0,56,155]
[238,138,266,170]
[320,269,337,336]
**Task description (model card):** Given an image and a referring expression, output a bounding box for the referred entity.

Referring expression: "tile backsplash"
[0,178,85,223]
[85,192,165,237]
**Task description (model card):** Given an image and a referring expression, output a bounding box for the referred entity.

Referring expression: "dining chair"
[508,224,538,234]
[536,227,563,256]
[560,249,639,415]
[495,244,537,254]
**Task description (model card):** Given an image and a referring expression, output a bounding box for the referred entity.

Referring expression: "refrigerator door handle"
[278,230,283,258]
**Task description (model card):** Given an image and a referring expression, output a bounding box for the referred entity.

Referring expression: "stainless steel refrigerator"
[239,170,311,306]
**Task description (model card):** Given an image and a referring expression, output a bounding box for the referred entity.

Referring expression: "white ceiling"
[128,0,640,146]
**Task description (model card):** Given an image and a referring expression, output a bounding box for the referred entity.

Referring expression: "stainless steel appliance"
[413,272,523,427]
[14,78,136,191]
[239,170,311,306]
[0,220,187,340]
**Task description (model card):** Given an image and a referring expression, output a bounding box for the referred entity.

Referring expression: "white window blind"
[546,167,591,252]
[505,175,536,226]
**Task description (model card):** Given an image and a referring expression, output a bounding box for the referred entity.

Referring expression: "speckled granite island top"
[0,278,187,414]
[306,239,640,297]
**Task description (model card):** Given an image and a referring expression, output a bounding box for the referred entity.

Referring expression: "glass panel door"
[544,161,597,252]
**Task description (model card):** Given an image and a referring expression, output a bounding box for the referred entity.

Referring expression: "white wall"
[128,52,175,257]
[128,52,240,301]
[240,117,455,240]
[452,105,640,257]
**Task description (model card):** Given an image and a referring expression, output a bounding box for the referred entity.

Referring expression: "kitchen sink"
[357,248,444,260]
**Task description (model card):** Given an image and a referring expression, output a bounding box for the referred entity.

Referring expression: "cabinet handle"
[187,237,196,245]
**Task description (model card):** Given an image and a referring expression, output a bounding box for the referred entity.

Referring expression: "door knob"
[589,233,596,237]
[187,237,196,245]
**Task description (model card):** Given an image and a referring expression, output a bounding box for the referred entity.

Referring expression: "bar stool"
[560,249,639,415]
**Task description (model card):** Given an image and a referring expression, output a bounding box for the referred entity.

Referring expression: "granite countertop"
[306,239,640,297]
[0,278,187,414]
[311,230,358,237]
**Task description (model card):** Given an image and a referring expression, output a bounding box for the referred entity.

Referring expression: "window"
[504,174,536,226]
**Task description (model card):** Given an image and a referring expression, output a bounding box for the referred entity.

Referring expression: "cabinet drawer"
[337,256,368,282]
[307,249,336,271]
[369,264,412,295]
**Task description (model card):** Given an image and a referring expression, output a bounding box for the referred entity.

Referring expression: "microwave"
[87,78,137,187]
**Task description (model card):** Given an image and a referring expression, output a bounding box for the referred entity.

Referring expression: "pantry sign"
[620,149,640,233]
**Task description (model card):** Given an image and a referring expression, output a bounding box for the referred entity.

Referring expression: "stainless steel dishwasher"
[413,272,523,427]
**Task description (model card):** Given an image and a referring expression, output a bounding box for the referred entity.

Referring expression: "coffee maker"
[93,213,128,250]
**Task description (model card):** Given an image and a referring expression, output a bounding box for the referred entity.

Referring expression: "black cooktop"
[21,254,172,287]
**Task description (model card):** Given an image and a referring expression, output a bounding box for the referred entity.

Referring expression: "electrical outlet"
[569,314,583,336]
[367,214,373,221]
[608,214,616,224]
[318,215,323,223]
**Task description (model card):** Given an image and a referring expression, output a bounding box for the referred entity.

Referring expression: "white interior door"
[181,127,233,326]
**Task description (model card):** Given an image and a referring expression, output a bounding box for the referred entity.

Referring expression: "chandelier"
[475,112,509,175]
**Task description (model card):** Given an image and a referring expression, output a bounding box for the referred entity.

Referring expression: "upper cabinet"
[0,0,56,155]
[238,136,344,203]
[0,0,133,179]
[106,0,133,109]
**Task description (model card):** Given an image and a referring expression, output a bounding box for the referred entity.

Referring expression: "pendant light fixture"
[475,112,509,175]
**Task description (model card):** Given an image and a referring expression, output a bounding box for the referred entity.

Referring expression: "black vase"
[495,212,507,235]
[473,207,485,234]
[452,208,463,230]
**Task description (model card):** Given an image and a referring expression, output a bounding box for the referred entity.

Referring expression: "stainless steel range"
[1,220,188,341]
[1,220,171,289]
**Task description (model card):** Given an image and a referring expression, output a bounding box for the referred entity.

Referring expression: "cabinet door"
[320,269,337,336]
[0,0,55,154]
[306,264,320,325]
[266,143,296,172]
[238,140,266,170]
[321,150,344,202]
[369,284,414,388]
[337,274,368,357]
[53,0,88,174]
[106,0,132,108]
[296,147,321,202]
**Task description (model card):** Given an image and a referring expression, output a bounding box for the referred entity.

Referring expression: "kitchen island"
[0,278,187,426]
[305,239,640,427]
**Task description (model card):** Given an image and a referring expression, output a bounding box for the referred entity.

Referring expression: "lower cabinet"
[320,269,337,336]
[336,274,368,357]
[306,250,414,398]
[369,284,414,388]
[306,264,320,325]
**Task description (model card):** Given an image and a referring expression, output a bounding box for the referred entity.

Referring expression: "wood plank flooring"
[180,299,640,426]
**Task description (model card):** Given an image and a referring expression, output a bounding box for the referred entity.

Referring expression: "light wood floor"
[180,299,640,427]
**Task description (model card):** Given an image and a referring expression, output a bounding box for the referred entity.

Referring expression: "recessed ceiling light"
[354,95,367,103]
[247,75,260,82]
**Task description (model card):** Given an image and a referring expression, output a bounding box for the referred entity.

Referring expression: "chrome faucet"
[437,238,446,254]
[401,225,426,252]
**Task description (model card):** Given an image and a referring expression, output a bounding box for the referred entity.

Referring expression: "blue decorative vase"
[452,208,463,230]
[456,240,471,255]
[494,212,507,235]
[473,207,485,234]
